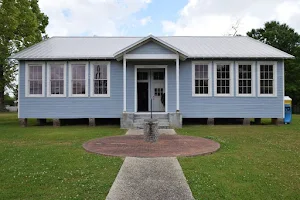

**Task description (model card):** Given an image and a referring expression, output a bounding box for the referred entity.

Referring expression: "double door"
[137,69,165,112]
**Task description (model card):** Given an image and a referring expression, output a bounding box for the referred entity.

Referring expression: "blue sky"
[39,0,300,37]
[123,0,188,36]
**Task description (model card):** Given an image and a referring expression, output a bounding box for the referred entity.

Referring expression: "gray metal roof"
[9,36,294,60]
[113,35,189,59]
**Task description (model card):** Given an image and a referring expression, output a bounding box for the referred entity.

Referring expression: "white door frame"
[134,65,168,113]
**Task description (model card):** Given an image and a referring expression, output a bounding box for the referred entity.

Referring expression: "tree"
[0,0,48,111]
[247,21,300,105]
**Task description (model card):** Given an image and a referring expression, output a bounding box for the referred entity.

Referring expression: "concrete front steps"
[133,113,170,129]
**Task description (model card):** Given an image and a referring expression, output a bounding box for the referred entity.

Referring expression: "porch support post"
[123,57,127,112]
[176,56,180,111]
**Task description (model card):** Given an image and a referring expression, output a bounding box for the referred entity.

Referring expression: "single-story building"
[9,35,294,128]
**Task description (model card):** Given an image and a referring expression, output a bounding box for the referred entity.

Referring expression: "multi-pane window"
[91,62,110,97]
[137,72,148,80]
[260,64,274,95]
[93,64,108,95]
[154,88,164,96]
[238,64,252,95]
[28,64,43,95]
[216,64,231,95]
[194,64,209,94]
[153,72,164,80]
[49,63,65,95]
[71,63,86,95]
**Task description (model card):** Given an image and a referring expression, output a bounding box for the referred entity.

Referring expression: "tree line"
[0,1,299,110]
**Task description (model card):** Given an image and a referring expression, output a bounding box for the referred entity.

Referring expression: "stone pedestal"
[89,118,96,126]
[272,118,284,126]
[243,118,251,125]
[121,113,134,129]
[19,118,28,127]
[144,119,159,143]
[169,112,182,128]
[53,119,61,127]
[207,118,214,125]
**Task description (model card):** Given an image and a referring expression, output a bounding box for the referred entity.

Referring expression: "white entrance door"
[150,70,165,112]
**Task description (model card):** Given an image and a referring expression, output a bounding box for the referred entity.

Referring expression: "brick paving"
[83,135,220,157]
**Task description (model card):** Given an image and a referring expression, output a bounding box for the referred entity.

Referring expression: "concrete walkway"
[106,129,194,200]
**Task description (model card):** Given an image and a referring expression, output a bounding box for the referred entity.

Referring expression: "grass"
[177,116,300,200]
[0,113,125,200]
[1,114,299,200]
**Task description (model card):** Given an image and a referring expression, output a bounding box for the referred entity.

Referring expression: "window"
[236,62,255,96]
[214,62,234,96]
[192,61,212,96]
[258,62,277,96]
[155,88,164,96]
[153,72,164,80]
[90,61,110,97]
[137,72,148,80]
[25,62,45,97]
[69,62,88,97]
[47,62,66,97]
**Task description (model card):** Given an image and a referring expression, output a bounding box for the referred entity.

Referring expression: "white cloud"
[162,0,300,36]
[140,16,152,26]
[39,0,152,36]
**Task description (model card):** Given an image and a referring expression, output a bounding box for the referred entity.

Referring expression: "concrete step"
[134,114,169,120]
[133,120,170,129]
[134,119,169,123]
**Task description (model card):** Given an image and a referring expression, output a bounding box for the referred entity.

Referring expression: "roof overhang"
[114,35,188,61]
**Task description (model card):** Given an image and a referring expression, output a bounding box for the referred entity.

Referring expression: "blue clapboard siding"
[19,60,123,118]
[125,61,177,112]
[179,60,284,118]
[19,59,284,119]
[128,41,175,54]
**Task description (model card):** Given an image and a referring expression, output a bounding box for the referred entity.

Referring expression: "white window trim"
[25,62,45,97]
[258,61,277,97]
[192,61,212,97]
[47,62,67,97]
[68,61,89,97]
[214,61,234,97]
[90,61,111,97]
[235,61,256,97]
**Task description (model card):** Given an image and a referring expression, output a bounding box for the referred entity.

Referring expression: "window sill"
[214,94,234,97]
[258,94,278,98]
[236,94,256,97]
[69,94,89,98]
[90,95,110,98]
[192,94,212,97]
[47,94,67,98]
[25,95,44,98]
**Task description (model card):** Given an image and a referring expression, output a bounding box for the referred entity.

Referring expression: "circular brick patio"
[83,135,220,157]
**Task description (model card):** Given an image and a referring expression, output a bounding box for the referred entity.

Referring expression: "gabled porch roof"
[114,35,189,61]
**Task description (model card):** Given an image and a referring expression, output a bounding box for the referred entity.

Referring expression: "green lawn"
[0,113,125,200]
[177,116,300,200]
[1,114,299,200]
